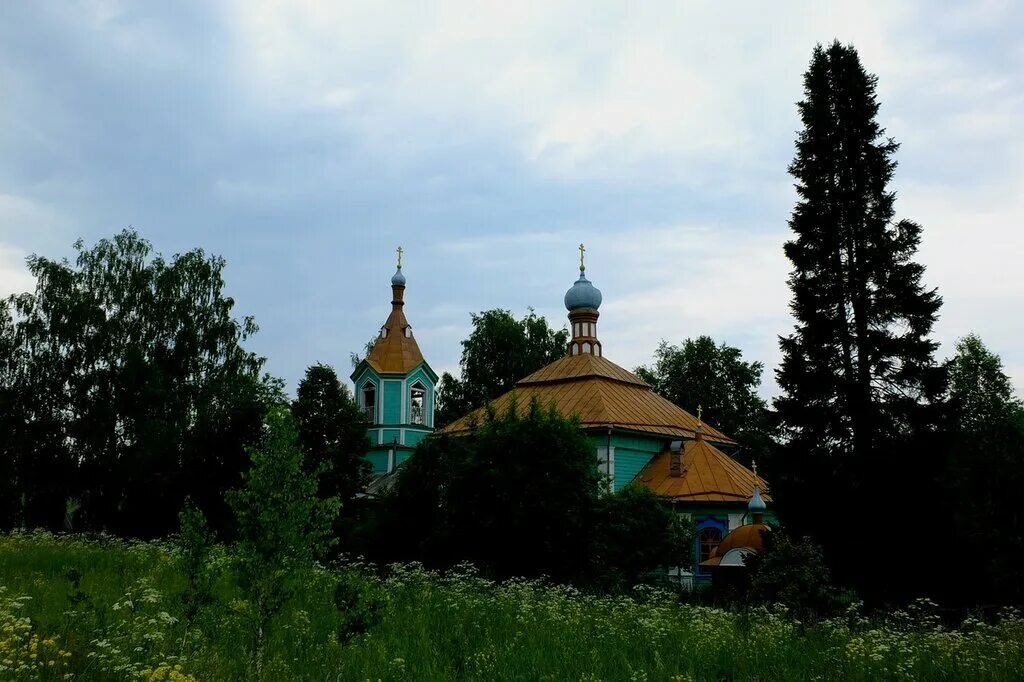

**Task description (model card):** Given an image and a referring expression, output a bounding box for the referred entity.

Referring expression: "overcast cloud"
[1,1,1022,396]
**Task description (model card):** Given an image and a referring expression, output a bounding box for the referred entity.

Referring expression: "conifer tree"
[773,42,943,594]
[292,363,371,505]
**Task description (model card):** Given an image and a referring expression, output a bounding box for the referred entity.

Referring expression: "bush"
[378,397,602,581]
[590,485,694,590]
[744,528,844,620]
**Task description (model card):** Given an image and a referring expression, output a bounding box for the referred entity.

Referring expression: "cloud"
[1,0,1022,399]
[0,244,32,299]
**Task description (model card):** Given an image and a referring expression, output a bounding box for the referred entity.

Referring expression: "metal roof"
[636,437,770,503]
[364,308,424,374]
[441,353,734,444]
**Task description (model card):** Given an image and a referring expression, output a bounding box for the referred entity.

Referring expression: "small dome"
[748,485,767,513]
[391,267,406,286]
[701,523,770,567]
[564,273,602,311]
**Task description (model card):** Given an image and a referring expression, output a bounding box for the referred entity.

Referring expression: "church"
[351,247,773,585]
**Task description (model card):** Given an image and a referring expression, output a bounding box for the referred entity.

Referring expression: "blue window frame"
[694,516,728,577]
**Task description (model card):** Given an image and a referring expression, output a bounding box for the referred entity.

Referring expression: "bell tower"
[350,247,438,475]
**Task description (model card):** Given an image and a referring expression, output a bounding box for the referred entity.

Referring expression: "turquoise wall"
[612,434,664,491]
[366,451,389,475]
[405,429,429,447]
[366,447,419,475]
[587,432,665,492]
[382,380,402,423]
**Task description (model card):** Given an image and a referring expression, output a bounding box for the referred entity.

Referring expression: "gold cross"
[396,246,404,268]
[752,459,758,478]
[697,404,703,424]
[578,243,586,272]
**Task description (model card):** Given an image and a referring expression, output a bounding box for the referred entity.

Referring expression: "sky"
[1,1,1022,398]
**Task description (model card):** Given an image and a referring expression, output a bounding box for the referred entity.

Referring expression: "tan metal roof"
[517,353,649,387]
[364,287,425,375]
[440,354,734,444]
[636,437,770,503]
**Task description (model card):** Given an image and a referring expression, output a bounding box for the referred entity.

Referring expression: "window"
[362,384,376,422]
[379,326,387,339]
[410,382,426,425]
[404,326,413,338]
[698,527,724,565]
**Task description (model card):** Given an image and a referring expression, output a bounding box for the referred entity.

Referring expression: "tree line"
[1,41,1022,608]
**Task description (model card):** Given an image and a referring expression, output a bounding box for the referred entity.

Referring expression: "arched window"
[404,325,413,338]
[410,382,426,425]
[698,526,724,565]
[362,383,376,422]
[379,326,387,339]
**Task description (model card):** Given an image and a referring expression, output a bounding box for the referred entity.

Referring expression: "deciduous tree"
[636,336,774,456]
[382,398,600,581]
[944,335,1024,603]
[435,309,567,427]
[227,407,339,679]
[0,229,273,535]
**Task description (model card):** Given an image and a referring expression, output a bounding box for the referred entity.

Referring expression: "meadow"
[1,532,1022,681]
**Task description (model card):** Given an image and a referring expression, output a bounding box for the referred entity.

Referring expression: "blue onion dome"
[564,272,602,311]
[391,266,406,286]
[748,485,767,513]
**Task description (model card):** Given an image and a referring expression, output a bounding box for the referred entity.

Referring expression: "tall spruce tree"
[773,42,943,597]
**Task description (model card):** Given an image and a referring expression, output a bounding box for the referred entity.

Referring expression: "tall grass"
[1,532,1022,680]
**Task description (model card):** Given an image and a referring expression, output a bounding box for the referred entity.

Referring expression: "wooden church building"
[354,248,772,583]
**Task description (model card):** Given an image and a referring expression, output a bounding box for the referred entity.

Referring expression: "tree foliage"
[636,336,774,456]
[374,399,683,586]
[943,335,1024,604]
[590,485,694,591]
[772,42,943,598]
[292,363,371,505]
[0,229,274,535]
[381,398,600,581]
[744,529,843,621]
[227,406,340,678]
[775,41,943,458]
[435,309,567,427]
[177,500,216,640]
[947,334,1022,433]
